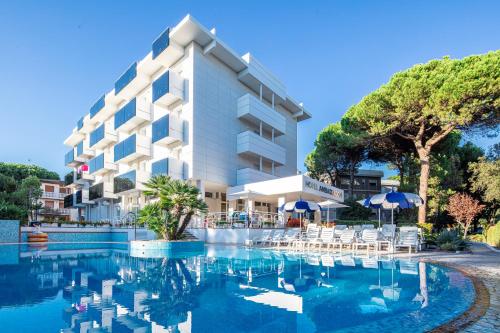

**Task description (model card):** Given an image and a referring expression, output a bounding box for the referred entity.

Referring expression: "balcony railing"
[89,124,118,149]
[151,158,185,180]
[76,140,94,159]
[90,95,106,119]
[237,93,286,136]
[39,208,71,215]
[42,192,66,199]
[114,62,150,100]
[151,113,183,145]
[114,134,151,163]
[89,182,116,201]
[236,131,286,165]
[152,71,184,107]
[114,97,151,131]
[88,153,117,175]
[236,168,277,186]
[151,27,183,67]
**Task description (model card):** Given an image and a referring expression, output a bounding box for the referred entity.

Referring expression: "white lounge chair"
[253,230,274,246]
[332,229,356,252]
[321,254,335,267]
[354,229,383,253]
[395,229,419,253]
[274,228,300,248]
[293,224,320,250]
[307,227,335,251]
[333,225,347,238]
[264,229,285,246]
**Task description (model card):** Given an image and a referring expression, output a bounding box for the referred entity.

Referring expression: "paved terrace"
[395,243,499,332]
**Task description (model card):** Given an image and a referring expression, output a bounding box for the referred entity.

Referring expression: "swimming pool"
[0,243,475,332]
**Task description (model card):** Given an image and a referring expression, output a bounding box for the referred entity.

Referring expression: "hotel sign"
[303,177,344,201]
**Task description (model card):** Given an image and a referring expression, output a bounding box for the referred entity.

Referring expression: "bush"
[435,229,467,251]
[469,234,486,242]
[338,199,372,220]
[486,222,500,248]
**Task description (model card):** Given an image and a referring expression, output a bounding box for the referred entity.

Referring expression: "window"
[152,115,169,143]
[45,185,54,192]
[114,171,136,194]
[205,192,213,198]
[369,179,378,189]
[45,200,54,208]
[114,98,137,130]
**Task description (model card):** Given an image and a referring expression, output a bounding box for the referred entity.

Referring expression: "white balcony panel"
[115,73,150,102]
[237,131,286,166]
[238,53,286,104]
[134,170,151,191]
[75,173,95,185]
[116,98,152,132]
[93,128,118,150]
[152,71,184,107]
[153,114,183,146]
[91,182,116,201]
[117,134,151,164]
[64,129,85,147]
[92,154,117,176]
[237,94,286,136]
[89,93,119,125]
[236,168,278,186]
[138,53,163,76]
[154,41,184,68]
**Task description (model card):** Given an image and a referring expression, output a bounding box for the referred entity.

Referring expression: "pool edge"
[423,260,490,333]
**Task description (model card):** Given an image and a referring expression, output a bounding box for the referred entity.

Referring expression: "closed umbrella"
[318,200,349,224]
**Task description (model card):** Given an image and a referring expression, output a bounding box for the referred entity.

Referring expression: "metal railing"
[192,211,284,229]
[39,208,71,215]
[42,192,66,199]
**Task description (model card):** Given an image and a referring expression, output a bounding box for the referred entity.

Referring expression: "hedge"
[486,222,500,248]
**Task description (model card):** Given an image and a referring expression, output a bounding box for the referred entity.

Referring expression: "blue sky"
[0,0,498,178]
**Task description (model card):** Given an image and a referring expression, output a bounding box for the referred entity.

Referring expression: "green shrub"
[486,222,500,248]
[435,229,467,251]
[338,199,372,220]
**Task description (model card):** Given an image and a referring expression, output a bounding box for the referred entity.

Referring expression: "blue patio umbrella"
[280,200,321,229]
[367,191,423,225]
[357,196,383,228]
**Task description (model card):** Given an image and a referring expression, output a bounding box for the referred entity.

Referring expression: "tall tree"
[469,155,500,224]
[346,51,500,223]
[18,176,43,221]
[306,122,369,198]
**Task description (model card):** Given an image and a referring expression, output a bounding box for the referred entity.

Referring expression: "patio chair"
[264,229,285,247]
[354,229,381,253]
[253,229,274,246]
[333,225,347,238]
[307,227,335,251]
[394,229,419,253]
[381,224,396,240]
[276,228,300,248]
[332,229,356,252]
[293,224,320,250]
[361,224,375,231]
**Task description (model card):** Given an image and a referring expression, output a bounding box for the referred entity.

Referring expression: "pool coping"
[423,259,490,333]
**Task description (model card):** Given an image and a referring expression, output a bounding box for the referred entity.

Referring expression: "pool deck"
[394,243,499,332]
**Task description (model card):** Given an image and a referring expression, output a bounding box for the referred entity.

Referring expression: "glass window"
[75,190,83,204]
[114,98,137,130]
[152,71,170,102]
[152,115,169,143]
[114,170,136,194]
[90,124,105,147]
[152,158,169,176]
[76,141,83,156]
[90,95,105,118]
[152,28,170,59]
[65,149,75,165]
[77,117,84,130]
[114,135,136,162]
[89,183,103,201]
[115,62,137,94]
[89,154,105,174]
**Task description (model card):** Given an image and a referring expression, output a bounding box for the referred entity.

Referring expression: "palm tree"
[140,175,207,240]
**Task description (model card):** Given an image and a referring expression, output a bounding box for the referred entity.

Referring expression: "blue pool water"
[0,243,475,332]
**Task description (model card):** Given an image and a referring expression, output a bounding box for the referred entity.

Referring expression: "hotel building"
[63,15,343,224]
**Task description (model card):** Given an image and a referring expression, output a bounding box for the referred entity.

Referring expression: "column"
[278,196,286,227]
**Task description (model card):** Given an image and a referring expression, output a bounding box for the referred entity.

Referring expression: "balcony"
[151,113,183,146]
[114,97,151,132]
[75,170,95,185]
[76,141,95,160]
[152,27,184,68]
[64,127,85,147]
[237,131,286,166]
[88,153,117,175]
[151,158,185,180]
[42,192,66,199]
[74,189,93,207]
[113,169,150,194]
[89,182,116,201]
[236,168,278,186]
[65,149,80,167]
[152,71,184,107]
[114,62,150,101]
[114,134,151,164]
[89,124,118,149]
[88,93,118,125]
[39,208,71,216]
[237,94,286,136]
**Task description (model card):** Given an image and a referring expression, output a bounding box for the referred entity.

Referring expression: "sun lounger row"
[252,224,420,253]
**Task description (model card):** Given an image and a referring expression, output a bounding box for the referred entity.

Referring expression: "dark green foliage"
[435,230,468,251]
[0,163,59,182]
[338,199,372,220]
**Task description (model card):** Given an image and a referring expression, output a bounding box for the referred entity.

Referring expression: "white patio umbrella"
[318,200,349,224]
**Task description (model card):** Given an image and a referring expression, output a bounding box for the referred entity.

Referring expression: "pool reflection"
[0,244,473,333]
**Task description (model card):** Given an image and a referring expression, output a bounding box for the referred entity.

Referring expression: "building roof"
[40,179,64,185]
[339,169,384,178]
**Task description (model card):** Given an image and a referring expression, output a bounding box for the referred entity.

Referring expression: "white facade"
[63,15,339,223]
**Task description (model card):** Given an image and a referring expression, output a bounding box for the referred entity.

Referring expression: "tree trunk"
[349,165,355,199]
[176,212,194,239]
[417,148,430,224]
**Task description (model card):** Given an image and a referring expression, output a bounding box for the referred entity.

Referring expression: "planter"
[130,240,205,258]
